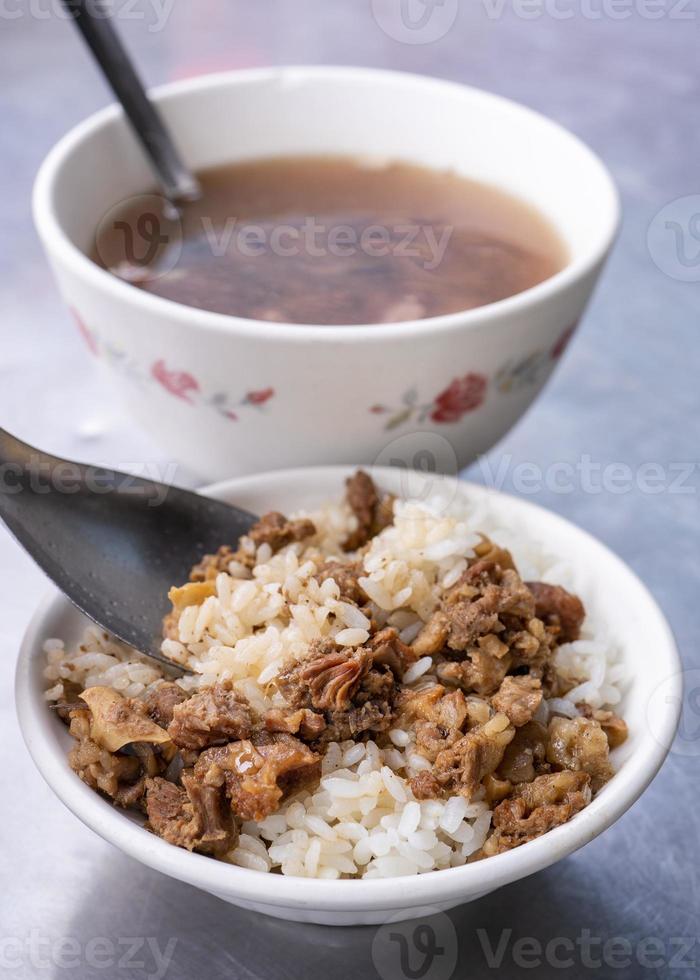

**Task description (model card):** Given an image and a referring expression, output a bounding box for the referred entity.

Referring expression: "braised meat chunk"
[526,582,585,643]
[143,682,189,729]
[167,684,255,751]
[442,561,538,652]
[546,716,613,791]
[279,642,373,712]
[277,636,403,744]
[367,627,416,675]
[419,556,554,699]
[68,709,147,807]
[341,470,394,550]
[245,511,317,555]
[491,676,543,727]
[411,771,444,800]
[576,704,628,749]
[471,536,516,571]
[497,720,548,785]
[428,713,515,801]
[438,644,511,698]
[191,511,316,579]
[411,612,449,657]
[78,686,173,753]
[195,733,320,822]
[398,684,468,732]
[67,689,175,807]
[314,559,367,605]
[145,774,235,856]
[482,771,591,856]
[398,685,468,762]
[190,545,238,583]
[264,707,327,740]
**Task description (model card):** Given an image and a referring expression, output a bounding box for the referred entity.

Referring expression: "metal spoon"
[0,429,256,673]
[61,0,200,206]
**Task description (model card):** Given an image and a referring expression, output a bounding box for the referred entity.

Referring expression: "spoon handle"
[61,0,200,205]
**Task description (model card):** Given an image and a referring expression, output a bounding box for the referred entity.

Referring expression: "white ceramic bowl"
[34,67,619,481]
[16,466,680,925]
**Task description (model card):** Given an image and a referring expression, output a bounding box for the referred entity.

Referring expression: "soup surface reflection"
[94,156,567,325]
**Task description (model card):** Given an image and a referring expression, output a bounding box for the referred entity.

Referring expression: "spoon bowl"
[0,429,256,668]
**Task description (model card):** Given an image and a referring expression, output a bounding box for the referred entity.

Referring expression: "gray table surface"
[1,2,698,977]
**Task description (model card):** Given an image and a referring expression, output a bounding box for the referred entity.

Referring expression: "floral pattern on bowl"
[368,323,578,430]
[71,310,275,422]
[72,309,578,433]
[495,322,578,393]
[370,373,488,430]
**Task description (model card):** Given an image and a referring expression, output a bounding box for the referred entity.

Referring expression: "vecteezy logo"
[115,212,169,266]
[391,925,445,978]
[371,430,460,510]
[647,195,700,282]
[94,193,183,284]
[646,667,697,758]
[372,907,458,980]
[371,0,459,43]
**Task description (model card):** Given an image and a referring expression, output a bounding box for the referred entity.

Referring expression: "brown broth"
[93,156,567,325]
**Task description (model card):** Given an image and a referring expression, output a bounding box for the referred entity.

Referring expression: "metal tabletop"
[1,2,697,977]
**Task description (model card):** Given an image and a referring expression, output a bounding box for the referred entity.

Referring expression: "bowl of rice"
[16,466,680,925]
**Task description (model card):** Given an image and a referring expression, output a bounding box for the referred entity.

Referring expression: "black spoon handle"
[61,0,200,205]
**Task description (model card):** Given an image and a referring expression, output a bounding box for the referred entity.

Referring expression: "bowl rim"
[15,466,680,914]
[32,65,620,342]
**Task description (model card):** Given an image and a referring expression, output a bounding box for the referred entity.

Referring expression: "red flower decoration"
[151,360,200,403]
[370,404,387,414]
[246,387,274,406]
[551,323,577,360]
[430,373,488,423]
[71,308,98,357]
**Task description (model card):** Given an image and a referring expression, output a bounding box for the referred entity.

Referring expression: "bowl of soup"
[33,67,619,479]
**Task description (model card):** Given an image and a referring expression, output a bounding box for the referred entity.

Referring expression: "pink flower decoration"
[71,309,98,357]
[430,373,488,424]
[246,387,275,406]
[551,323,577,360]
[370,404,387,414]
[151,360,200,403]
